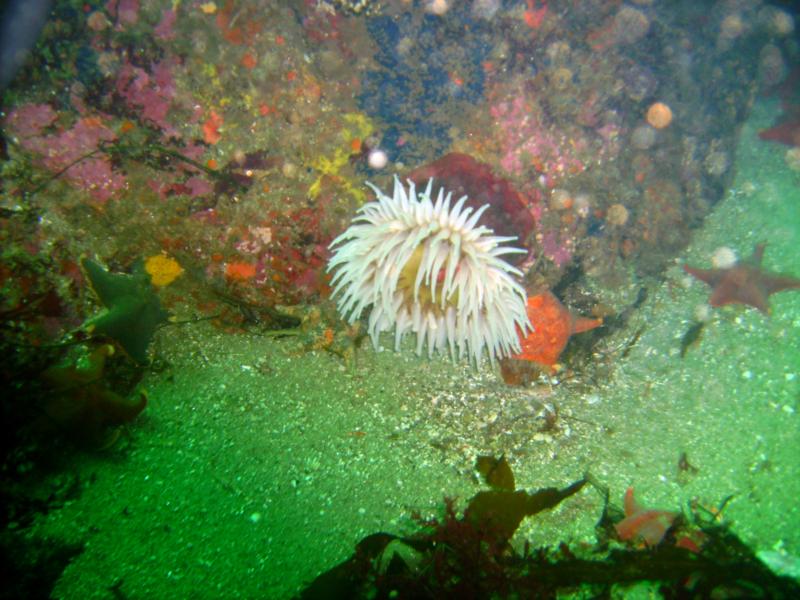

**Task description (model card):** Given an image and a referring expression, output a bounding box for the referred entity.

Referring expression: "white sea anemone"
[327,176,531,365]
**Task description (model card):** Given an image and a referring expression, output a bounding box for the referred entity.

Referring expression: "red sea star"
[683,244,800,314]
[615,487,677,547]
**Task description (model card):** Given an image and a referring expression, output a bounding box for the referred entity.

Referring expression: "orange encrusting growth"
[512,291,602,369]
[203,110,224,144]
[225,261,257,281]
[241,52,257,69]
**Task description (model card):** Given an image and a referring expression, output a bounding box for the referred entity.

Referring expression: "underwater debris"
[211,287,301,331]
[261,304,366,366]
[677,451,700,486]
[683,243,800,314]
[465,478,588,544]
[212,150,280,196]
[81,257,169,364]
[101,138,248,193]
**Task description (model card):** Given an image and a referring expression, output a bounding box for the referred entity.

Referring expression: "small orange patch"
[203,111,224,145]
[523,0,547,29]
[567,163,584,175]
[241,52,257,69]
[119,120,136,134]
[311,327,335,351]
[82,116,104,128]
[225,261,257,281]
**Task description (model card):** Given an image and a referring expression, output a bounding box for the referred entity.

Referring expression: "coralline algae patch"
[358,3,493,164]
[4,105,126,204]
[488,83,618,188]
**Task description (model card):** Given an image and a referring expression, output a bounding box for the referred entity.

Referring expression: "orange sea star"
[513,291,602,370]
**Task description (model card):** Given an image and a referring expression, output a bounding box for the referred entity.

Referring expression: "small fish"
[679,321,705,358]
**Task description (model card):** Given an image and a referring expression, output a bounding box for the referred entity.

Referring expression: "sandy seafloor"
[31,99,800,598]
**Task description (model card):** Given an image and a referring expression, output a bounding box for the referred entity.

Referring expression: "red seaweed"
[407,153,538,260]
